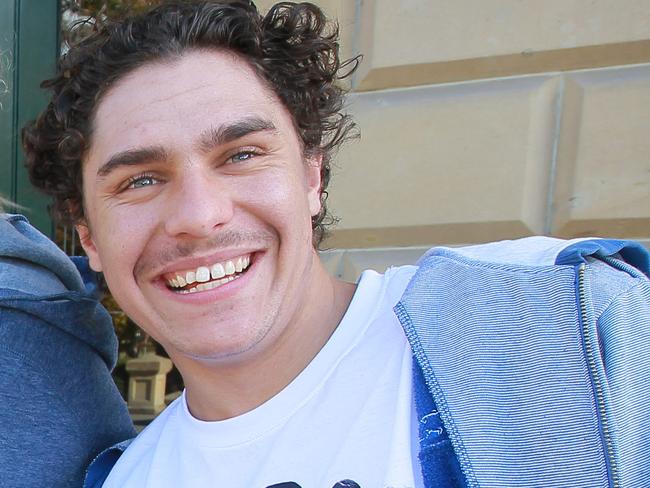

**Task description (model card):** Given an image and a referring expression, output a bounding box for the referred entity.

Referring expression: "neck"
[176,255,356,421]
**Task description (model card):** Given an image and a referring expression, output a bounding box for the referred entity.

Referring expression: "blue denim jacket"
[398,237,650,488]
[86,237,650,487]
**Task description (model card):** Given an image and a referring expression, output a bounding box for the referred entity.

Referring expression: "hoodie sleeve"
[0,215,136,487]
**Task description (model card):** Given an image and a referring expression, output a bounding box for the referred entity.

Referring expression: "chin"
[167,330,269,365]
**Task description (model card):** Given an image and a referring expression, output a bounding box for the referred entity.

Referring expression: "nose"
[163,168,234,238]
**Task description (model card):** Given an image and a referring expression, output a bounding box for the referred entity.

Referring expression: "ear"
[305,153,323,217]
[76,223,103,272]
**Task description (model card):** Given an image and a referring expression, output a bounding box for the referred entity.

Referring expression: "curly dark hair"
[23,0,358,246]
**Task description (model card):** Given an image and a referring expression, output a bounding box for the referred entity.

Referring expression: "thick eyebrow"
[95,117,276,178]
[196,117,277,153]
[96,146,169,178]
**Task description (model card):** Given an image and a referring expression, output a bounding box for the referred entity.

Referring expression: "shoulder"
[0,215,119,375]
[415,236,649,272]
[401,236,649,323]
[383,264,418,292]
[0,214,85,294]
[354,264,417,312]
[99,397,182,487]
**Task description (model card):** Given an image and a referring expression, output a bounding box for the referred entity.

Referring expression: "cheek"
[246,186,314,244]
[93,207,154,267]
[243,171,314,215]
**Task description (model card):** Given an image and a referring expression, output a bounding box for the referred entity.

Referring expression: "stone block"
[552,64,650,238]
[325,75,559,248]
[354,0,650,90]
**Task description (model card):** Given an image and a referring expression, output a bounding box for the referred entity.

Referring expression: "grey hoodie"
[0,214,135,487]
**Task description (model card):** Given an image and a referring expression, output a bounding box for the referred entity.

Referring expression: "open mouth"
[164,254,252,294]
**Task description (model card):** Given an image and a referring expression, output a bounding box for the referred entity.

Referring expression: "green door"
[0,0,59,236]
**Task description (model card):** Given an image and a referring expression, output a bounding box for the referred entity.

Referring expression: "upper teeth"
[167,255,251,289]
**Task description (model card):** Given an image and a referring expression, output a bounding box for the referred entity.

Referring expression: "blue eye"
[127,174,157,189]
[230,151,257,163]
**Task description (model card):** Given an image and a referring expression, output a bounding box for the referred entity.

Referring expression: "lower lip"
[159,254,259,304]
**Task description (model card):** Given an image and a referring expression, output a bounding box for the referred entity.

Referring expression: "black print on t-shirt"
[266,480,361,488]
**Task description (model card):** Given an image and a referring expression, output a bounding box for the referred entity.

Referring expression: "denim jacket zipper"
[577,263,619,488]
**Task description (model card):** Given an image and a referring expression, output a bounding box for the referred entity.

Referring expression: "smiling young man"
[77,49,356,422]
[22,2,650,488]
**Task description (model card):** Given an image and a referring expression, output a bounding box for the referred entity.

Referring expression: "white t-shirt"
[104,265,421,488]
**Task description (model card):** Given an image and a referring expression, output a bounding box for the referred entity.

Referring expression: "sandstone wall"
[256,1,650,279]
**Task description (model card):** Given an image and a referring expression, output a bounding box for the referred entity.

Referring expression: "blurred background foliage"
[62,0,155,17]
[61,0,158,50]
[57,0,183,399]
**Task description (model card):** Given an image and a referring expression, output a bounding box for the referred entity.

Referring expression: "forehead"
[89,49,292,155]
